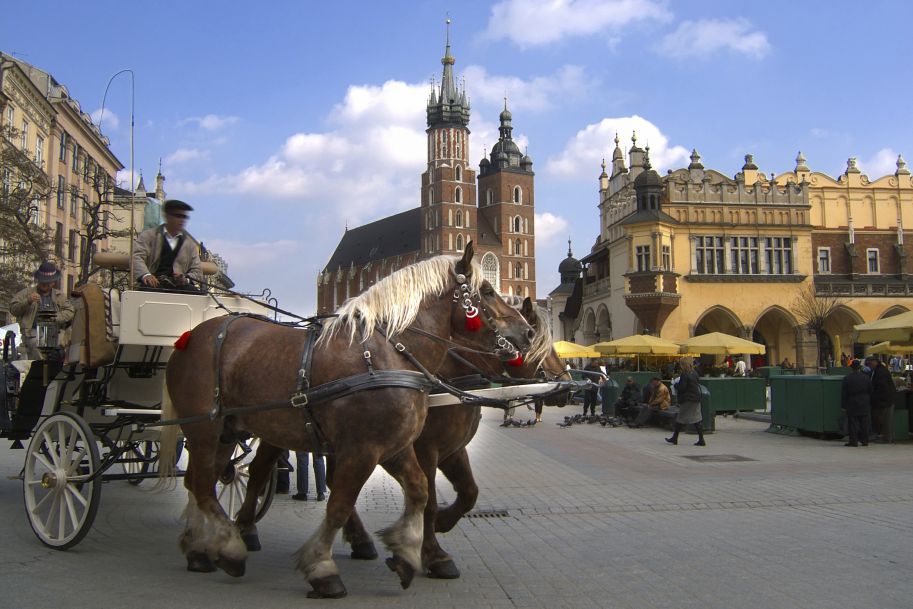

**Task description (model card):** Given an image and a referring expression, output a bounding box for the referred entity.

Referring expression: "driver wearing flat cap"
[132,199,202,290]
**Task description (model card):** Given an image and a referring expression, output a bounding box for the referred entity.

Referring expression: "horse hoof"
[242,532,262,552]
[215,555,246,578]
[350,541,379,560]
[386,556,416,589]
[427,559,461,579]
[307,574,347,599]
[186,552,217,573]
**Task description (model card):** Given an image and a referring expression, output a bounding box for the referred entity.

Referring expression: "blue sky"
[4,0,912,314]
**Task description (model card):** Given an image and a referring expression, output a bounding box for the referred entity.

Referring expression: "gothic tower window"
[456,210,463,227]
[455,186,462,203]
[514,263,522,279]
[514,239,521,255]
[486,189,493,205]
[440,131,447,157]
[481,252,500,292]
[513,216,521,233]
[456,234,464,251]
[513,186,522,203]
[455,165,462,181]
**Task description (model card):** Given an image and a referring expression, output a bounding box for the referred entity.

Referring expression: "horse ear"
[521,297,534,318]
[456,241,474,276]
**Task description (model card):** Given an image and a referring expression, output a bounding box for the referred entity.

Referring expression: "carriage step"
[101,408,163,417]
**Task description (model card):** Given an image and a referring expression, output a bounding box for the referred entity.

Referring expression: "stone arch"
[581,307,597,344]
[752,305,800,367]
[595,304,612,342]
[823,305,865,364]
[693,305,744,337]
[880,305,909,319]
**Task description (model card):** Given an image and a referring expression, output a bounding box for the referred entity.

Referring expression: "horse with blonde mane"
[158,243,533,598]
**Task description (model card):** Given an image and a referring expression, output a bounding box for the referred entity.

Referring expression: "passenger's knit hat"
[33,261,60,283]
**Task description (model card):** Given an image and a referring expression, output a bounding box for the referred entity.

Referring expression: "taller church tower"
[420,20,477,258]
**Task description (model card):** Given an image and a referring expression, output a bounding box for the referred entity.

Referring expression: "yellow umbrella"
[865,341,913,355]
[552,340,601,359]
[679,332,766,355]
[594,334,681,355]
[854,311,913,343]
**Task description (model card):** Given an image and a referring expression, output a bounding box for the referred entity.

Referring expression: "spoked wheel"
[23,412,101,549]
[216,438,277,523]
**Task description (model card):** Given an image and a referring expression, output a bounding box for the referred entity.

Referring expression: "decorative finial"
[614,132,620,146]
[631,131,637,146]
[568,238,573,257]
[846,157,860,173]
[897,154,909,175]
[158,157,163,174]
[795,150,809,172]
[446,13,451,45]
[601,158,606,170]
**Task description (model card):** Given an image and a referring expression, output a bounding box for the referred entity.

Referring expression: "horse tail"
[155,371,180,488]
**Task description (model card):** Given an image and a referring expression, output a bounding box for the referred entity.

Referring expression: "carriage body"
[6,281,272,549]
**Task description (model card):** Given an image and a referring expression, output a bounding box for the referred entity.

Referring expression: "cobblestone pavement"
[1,407,911,609]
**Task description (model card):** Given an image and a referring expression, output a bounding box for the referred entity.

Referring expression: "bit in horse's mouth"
[497,348,522,361]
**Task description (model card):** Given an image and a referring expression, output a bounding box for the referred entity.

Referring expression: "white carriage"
[2,255,277,549]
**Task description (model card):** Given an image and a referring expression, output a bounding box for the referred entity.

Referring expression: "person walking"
[582,360,603,417]
[292,451,327,501]
[865,356,895,443]
[666,357,706,446]
[841,360,872,447]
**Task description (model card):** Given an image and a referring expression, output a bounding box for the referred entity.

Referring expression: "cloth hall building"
[549,134,913,371]
[316,37,537,314]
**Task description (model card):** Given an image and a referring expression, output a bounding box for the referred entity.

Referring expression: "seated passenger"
[615,376,641,421]
[9,261,74,360]
[630,377,670,428]
[133,199,202,291]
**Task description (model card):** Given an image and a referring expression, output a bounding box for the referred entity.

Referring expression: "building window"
[513,186,521,204]
[21,121,29,150]
[765,237,793,274]
[84,157,91,183]
[695,236,724,274]
[59,132,68,161]
[455,210,463,227]
[514,263,522,279]
[57,176,66,208]
[455,165,462,181]
[486,189,493,205]
[70,186,79,216]
[636,245,651,272]
[428,186,433,205]
[5,106,13,129]
[662,245,671,271]
[514,240,521,255]
[54,222,64,256]
[454,186,462,203]
[729,236,759,274]
[817,247,831,274]
[31,196,42,225]
[481,252,500,291]
[867,248,880,273]
[35,136,44,168]
[513,216,521,233]
[72,144,79,171]
[456,234,464,251]
[68,229,78,261]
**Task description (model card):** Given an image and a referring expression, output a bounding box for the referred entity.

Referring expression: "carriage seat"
[71,283,119,369]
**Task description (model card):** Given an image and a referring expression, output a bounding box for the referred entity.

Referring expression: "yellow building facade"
[562,134,913,371]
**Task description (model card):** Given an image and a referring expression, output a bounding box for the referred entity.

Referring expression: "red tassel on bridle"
[465,306,481,332]
[506,353,524,367]
[174,330,192,351]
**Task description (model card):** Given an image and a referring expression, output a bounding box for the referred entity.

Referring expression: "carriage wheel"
[216,438,277,523]
[23,412,101,549]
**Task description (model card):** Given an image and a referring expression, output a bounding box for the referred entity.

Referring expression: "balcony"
[583,276,611,298]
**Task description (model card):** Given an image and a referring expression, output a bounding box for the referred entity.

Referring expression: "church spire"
[426,16,470,129]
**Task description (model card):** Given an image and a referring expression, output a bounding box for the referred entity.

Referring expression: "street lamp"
[98,69,135,289]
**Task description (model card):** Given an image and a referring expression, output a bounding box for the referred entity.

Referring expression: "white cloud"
[535,212,570,245]
[91,108,119,130]
[858,148,900,179]
[656,18,770,60]
[178,114,240,131]
[165,147,209,165]
[483,0,671,47]
[462,65,590,112]
[546,115,689,179]
[204,238,301,274]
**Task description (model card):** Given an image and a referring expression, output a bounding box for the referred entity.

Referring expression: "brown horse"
[158,244,534,598]
[336,296,570,579]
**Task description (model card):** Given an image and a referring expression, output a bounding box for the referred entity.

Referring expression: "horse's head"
[450,242,533,362]
[518,297,573,405]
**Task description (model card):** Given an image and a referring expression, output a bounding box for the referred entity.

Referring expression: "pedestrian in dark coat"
[666,357,706,446]
[841,360,872,447]
[866,356,896,442]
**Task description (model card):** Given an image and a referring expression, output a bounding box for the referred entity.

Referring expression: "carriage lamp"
[34,307,60,357]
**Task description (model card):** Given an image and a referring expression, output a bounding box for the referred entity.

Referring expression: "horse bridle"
[451,271,522,360]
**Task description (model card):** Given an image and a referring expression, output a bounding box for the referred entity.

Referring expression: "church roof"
[323,208,420,272]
